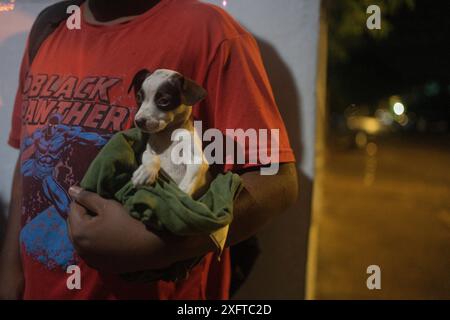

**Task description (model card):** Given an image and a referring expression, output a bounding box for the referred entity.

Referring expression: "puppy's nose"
[135,118,146,128]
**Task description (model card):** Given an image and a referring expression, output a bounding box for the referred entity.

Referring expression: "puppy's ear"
[180,77,207,106]
[128,69,152,95]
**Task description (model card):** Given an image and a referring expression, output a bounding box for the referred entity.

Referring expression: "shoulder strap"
[28,0,86,65]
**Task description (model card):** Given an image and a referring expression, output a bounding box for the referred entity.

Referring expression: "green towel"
[80,128,243,282]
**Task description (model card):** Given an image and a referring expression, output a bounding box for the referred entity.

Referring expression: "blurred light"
[363,148,377,187]
[388,95,401,108]
[347,116,382,135]
[397,114,409,126]
[222,0,227,6]
[375,108,393,125]
[393,102,405,116]
[344,104,358,117]
[355,131,367,148]
[0,0,15,12]
[366,142,378,156]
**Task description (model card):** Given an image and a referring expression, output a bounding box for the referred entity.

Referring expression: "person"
[0,0,298,299]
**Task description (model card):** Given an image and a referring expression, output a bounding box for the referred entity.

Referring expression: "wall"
[0,0,321,298]
[0,1,49,239]
[203,0,321,299]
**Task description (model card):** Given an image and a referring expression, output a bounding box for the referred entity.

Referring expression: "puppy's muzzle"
[135,118,146,128]
[135,117,166,132]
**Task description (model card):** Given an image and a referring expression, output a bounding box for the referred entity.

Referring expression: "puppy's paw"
[132,164,159,187]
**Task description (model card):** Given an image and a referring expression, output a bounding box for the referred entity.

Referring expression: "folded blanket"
[80,128,243,282]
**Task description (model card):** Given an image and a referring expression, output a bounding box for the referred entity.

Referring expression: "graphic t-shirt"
[8,0,295,299]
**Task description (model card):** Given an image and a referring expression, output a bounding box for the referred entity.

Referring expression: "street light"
[393,102,405,116]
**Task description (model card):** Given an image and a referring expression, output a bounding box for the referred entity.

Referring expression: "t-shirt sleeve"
[8,45,29,149]
[200,33,295,172]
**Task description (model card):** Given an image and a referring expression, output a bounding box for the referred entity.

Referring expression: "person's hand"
[67,186,173,273]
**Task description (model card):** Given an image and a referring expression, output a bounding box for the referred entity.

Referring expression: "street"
[313,134,450,299]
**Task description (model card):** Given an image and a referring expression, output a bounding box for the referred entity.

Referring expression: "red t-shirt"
[8,0,295,299]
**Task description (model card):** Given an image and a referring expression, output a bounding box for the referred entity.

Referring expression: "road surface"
[312,134,450,299]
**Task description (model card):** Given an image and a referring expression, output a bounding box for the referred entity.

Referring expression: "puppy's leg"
[132,146,161,187]
[178,163,201,196]
[178,140,206,196]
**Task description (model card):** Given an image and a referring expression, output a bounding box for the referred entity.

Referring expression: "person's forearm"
[153,162,299,268]
[0,158,24,299]
[227,162,298,245]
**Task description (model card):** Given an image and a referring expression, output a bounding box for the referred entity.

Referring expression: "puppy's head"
[128,69,207,133]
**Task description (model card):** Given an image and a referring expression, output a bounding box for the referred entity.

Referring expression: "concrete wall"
[0,0,321,298]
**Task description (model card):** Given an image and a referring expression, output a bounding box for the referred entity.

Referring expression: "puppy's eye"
[136,92,144,104]
[157,97,170,106]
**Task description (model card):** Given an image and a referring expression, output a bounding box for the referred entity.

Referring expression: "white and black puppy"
[128,69,210,198]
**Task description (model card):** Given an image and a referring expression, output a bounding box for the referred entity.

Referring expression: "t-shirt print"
[19,73,134,270]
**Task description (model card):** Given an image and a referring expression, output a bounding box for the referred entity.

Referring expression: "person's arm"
[0,158,24,299]
[227,163,298,245]
[67,162,298,273]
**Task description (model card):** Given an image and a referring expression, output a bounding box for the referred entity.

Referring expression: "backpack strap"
[28,0,86,65]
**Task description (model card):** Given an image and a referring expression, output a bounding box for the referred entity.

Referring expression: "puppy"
[128,69,209,198]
